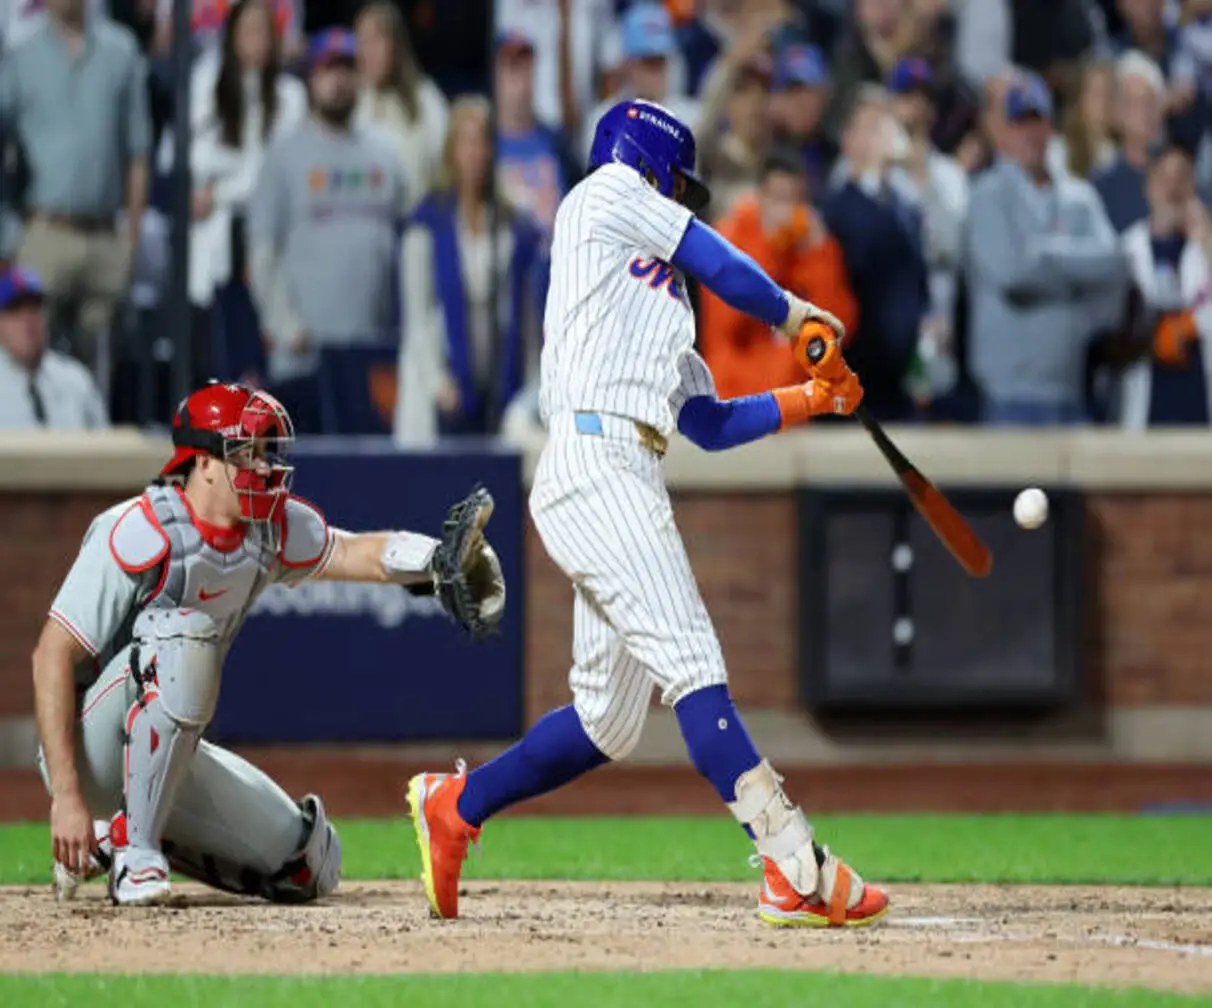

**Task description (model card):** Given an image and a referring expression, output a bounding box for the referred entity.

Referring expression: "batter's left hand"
[793,320,851,384]
[780,293,845,343]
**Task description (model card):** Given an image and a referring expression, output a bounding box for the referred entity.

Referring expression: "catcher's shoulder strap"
[108,494,171,575]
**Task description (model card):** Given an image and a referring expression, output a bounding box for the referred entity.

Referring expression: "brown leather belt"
[35,212,115,234]
[634,422,668,458]
[572,412,668,458]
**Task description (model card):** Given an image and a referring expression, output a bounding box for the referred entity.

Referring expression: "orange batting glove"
[1154,310,1198,368]
[772,371,864,427]
[793,319,851,382]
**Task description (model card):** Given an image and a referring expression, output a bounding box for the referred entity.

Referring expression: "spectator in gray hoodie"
[248,27,406,432]
[965,69,1126,425]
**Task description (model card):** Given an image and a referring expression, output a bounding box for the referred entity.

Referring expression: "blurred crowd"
[2,0,1212,437]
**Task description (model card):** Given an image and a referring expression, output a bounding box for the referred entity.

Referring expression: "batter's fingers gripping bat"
[802,331,993,579]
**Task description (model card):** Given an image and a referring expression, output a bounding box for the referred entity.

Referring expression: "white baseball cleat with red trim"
[110,846,172,906]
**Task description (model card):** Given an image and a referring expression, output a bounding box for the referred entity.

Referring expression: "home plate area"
[1,882,1209,993]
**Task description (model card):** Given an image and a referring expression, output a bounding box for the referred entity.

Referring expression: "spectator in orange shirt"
[700,148,858,400]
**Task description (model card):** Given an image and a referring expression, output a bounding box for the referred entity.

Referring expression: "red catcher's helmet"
[161,382,295,523]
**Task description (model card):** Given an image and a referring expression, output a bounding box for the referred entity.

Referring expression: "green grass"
[1,814,1210,887]
[0,972,1206,1008]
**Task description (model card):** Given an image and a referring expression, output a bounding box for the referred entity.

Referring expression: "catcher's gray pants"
[40,643,306,883]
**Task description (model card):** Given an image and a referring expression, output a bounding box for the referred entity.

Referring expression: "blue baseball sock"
[456,705,608,828]
[675,684,761,837]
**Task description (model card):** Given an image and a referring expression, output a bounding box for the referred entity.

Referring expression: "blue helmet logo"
[588,100,710,212]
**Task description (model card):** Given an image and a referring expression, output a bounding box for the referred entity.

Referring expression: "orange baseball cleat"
[407,762,481,919]
[757,854,890,928]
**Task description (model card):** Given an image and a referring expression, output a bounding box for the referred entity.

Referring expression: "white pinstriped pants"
[530,414,728,760]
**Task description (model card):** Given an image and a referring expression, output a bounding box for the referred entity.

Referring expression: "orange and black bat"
[802,330,992,579]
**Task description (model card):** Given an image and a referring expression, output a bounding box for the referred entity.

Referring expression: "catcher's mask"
[161,382,295,525]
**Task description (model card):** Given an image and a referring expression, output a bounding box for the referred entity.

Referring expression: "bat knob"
[805,336,827,363]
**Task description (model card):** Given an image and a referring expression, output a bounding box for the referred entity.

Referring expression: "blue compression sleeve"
[671,218,790,327]
[456,705,607,827]
[677,392,782,451]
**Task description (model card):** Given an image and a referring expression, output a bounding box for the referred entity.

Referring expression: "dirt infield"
[1,881,1209,993]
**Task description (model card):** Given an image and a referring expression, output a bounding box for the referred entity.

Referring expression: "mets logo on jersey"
[628,256,683,300]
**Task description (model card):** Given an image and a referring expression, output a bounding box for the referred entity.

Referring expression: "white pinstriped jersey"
[539,162,702,436]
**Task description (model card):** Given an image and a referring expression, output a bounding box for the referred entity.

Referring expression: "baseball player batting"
[34,382,505,906]
[409,99,888,928]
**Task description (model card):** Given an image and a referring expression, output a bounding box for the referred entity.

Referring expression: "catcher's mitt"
[431,484,506,640]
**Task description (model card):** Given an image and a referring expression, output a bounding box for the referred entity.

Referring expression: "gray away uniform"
[42,482,341,901]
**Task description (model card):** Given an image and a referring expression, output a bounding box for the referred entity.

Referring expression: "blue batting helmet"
[588,100,710,213]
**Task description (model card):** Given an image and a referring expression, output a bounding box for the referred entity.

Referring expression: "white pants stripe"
[531,415,727,760]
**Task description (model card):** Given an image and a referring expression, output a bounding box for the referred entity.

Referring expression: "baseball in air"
[1013,488,1049,530]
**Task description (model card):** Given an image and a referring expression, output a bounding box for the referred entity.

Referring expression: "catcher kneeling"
[32,382,505,906]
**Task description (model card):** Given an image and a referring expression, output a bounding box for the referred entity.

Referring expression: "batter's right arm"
[671,218,844,341]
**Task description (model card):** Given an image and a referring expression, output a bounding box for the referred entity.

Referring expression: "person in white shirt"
[495,0,622,133]
[0,267,108,429]
[185,0,306,386]
[354,1,449,214]
[580,2,699,161]
[395,95,542,443]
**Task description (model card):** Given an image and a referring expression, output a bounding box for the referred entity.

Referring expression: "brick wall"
[0,494,114,718]
[3,491,1211,721]
[525,493,1212,719]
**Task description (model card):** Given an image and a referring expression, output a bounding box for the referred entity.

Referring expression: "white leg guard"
[729,760,870,915]
[727,760,821,897]
[124,609,221,851]
[162,794,342,904]
[269,794,342,903]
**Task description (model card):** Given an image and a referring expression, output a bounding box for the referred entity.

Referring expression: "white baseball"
[1013,488,1049,530]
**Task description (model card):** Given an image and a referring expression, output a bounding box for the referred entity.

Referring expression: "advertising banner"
[210,440,525,743]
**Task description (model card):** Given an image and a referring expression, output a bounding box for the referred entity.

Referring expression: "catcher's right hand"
[431,485,506,640]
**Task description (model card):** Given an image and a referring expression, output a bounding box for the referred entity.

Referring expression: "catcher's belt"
[572,411,668,458]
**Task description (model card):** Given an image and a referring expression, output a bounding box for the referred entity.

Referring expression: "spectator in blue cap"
[770,43,837,199]
[965,69,1126,426]
[581,3,698,160]
[0,268,108,429]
